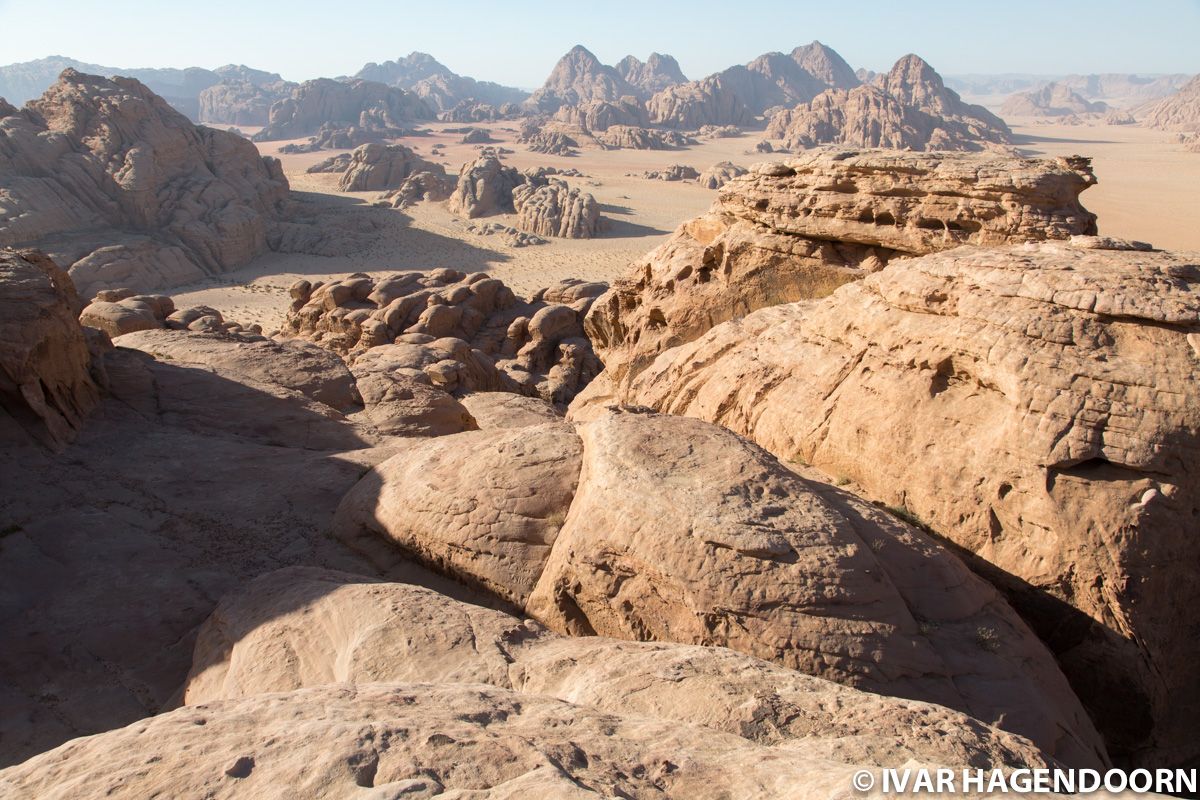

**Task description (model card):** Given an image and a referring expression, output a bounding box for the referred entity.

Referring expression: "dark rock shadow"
[600,217,669,239]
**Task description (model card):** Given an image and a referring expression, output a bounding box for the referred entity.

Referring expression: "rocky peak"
[616,52,687,94]
[529,45,639,112]
[790,40,859,89]
[354,51,453,86]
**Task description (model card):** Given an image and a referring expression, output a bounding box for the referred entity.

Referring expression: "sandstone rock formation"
[790,41,860,91]
[615,53,688,95]
[697,123,742,137]
[554,97,647,131]
[276,122,391,153]
[528,45,640,113]
[647,42,859,129]
[517,123,580,155]
[0,679,1064,799]
[0,316,452,766]
[584,150,1098,387]
[441,99,523,122]
[638,164,701,181]
[0,70,289,296]
[1137,74,1200,131]
[512,180,603,239]
[282,270,607,404]
[197,77,296,126]
[447,155,526,217]
[252,78,433,142]
[766,55,1012,151]
[0,249,98,449]
[697,160,748,188]
[593,240,1200,769]
[182,565,1061,774]
[595,124,692,149]
[1001,82,1108,118]
[466,221,548,247]
[333,411,1107,766]
[334,142,451,194]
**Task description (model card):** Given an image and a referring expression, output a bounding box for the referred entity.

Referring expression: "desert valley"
[1,9,1200,798]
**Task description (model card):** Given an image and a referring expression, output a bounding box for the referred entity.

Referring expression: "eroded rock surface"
[598,241,1200,768]
[0,70,289,296]
[252,78,432,141]
[0,248,98,449]
[698,161,749,188]
[283,270,606,404]
[182,565,1059,775]
[513,180,603,239]
[585,150,1098,389]
[333,411,1107,766]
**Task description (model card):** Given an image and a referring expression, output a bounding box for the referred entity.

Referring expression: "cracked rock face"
[583,149,1098,390]
[512,180,603,239]
[447,155,527,218]
[333,411,1107,767]
[1137,74,1200,132]
[0,248,98,449]
[0,70,290,297]
[591,241,1200,768]
[0,678,1047,800]
[251,78,432,142]
[180,565,1058,774]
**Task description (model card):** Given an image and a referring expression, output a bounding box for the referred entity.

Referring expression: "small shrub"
[976,626,1001,653]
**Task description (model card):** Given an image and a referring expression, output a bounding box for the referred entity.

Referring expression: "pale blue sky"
[1,0,1196,85]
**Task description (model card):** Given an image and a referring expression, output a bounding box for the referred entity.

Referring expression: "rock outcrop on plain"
[333,142,451,195]
[697,160,748,188]
[585,150,1098,386]
[446,155,526,217]
[79,289,260,338]
[518,125,580,155]
[0,248,98,450]
[333,411,1106,766]
[1000,82,1108,118]
[589,240,1200,769]
[554,97,647,131]
[282,269,607,404]
[1136,74,1200,131]
[252,78,433,142]
[596,124,692,149]
[766,55,1012,151]
[638,164,701,181]
[0,70,290,297]
[512,180,603,239]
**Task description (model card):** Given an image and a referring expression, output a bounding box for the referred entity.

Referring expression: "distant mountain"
[352,51,528,113]
[1000,82,1108,118]
[647,41,861,128]
[615,53,687,95]
[528,45,643,113]
[1137,74,1200,132]
[766,54,1011,151]
[0,56,282,120]
[946,72,1190,110]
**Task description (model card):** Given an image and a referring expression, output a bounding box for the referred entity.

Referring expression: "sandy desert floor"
[173,121,1200,331]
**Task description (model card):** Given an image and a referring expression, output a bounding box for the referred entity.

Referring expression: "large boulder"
[596,240,1200,768]
[333,411,1107,766]
[0,70,290,296]
[583,150,1098,392]
[335,142,450,193]
[0,248,98,449]
[446,155,527,218]
[512,180,603,239]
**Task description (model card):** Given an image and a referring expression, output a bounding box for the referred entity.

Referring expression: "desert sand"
[172,120,1200,332]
